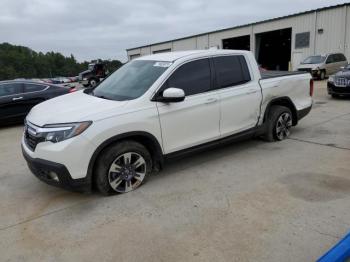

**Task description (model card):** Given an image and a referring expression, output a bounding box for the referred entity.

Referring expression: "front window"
[302,55,326,64]
[88,64,95,71]
[92,60,170,101]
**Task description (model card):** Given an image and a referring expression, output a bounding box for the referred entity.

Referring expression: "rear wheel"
[263,105,293,142]
[89,78,98,88]
[95,141,152,195]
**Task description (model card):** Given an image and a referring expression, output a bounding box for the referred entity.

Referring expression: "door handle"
[246,90,258,95]
[12,97,23,101]
[205,98,218,104]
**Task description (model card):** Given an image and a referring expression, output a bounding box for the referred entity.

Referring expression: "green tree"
[0,43,123,81]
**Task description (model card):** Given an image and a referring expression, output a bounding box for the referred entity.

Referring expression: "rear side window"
[340,54,347,62]
[24,83,47,92]
[0,83,22,96]
[167,59,211,96]
[336,54,347,62]
[213,56,251,89]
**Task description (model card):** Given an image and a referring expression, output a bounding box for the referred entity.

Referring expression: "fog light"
[48,171,59,182]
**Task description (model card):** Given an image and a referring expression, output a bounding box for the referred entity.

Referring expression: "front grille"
[24,122,45,151]
[334,78,349,87]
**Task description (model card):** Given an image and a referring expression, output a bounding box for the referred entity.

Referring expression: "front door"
[156,58,220,154]
[0,83,24,122]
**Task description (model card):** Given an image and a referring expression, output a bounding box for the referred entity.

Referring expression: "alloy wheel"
[275,112,292,140]
[108,152,147,193]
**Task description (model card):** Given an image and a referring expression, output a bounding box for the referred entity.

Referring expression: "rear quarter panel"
[259,73,312,125]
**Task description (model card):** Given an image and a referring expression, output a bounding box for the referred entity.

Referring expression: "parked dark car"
[0,80,76,124]
[328,65,350,97]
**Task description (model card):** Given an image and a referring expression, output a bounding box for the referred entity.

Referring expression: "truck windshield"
[92,60,170,101]
[302,55,326,64]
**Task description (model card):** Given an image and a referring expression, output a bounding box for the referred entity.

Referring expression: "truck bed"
[261,70,308,79]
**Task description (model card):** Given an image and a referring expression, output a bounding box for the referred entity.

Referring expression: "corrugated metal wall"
[127,5,349,70]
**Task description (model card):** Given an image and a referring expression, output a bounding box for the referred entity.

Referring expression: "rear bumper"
[22,145,91,192]
[297,105,312,121]
[327,82,350,95]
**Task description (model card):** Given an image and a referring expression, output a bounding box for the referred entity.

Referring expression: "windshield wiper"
[95,95,113,100]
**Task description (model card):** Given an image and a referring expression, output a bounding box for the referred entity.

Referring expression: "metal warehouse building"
[126,3,350,71]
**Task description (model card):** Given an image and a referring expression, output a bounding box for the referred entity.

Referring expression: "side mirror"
[158,87,185,103]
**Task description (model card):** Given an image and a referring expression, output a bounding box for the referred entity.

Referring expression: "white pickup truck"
[22,50,313,194]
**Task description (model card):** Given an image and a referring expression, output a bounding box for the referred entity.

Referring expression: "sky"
[0,0,348,62]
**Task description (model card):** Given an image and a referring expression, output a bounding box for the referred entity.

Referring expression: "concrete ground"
[0,81,350,262]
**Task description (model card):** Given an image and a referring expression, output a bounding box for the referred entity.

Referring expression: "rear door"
[22,83,49,113]
[0,82,24,122]
[212,55,262,137]
[156,58,220,154]
[325,55,337,74]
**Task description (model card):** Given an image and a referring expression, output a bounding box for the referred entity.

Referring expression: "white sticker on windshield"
[153,62,172,68]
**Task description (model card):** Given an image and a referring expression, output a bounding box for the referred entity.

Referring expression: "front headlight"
[328,76,334,83]
[37,121,92,143]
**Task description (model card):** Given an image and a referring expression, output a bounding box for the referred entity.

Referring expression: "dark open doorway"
[255,28,292,71]
[222,35,250,51]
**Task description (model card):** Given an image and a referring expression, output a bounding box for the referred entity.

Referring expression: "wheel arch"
[87,131,164,187]
[263,97,298,126]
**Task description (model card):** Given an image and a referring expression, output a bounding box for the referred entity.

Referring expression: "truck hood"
[335,69,350,78]
[79,70,92,77]
[27,90,128,126]
[298,63,321,70]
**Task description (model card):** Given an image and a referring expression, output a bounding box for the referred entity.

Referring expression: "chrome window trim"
[0,82,50,98]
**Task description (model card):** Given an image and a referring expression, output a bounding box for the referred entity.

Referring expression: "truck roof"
[136,49,251,62]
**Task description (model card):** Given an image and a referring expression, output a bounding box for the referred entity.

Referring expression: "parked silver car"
[297,53,347,80]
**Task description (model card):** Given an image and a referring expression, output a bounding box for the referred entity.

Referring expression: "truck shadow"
[153,137,264,181]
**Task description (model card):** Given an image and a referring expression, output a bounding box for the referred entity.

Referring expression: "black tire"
[82,84,89,88]
[89,78,99,88]
[94,141,152,195]
[331,94,339,98]
[320,70,326,80]
[263,105,293,142]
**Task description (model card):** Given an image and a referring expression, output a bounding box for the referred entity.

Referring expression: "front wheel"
[95,141,152,195]
[319,70,326,80]
[263,105,293,142]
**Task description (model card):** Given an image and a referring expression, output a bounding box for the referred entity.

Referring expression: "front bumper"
[327,82,350,95]
[311,70,321,78]
[22,145,91,192]
[80,79,89,85]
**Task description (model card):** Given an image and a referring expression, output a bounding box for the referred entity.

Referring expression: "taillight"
[310,79,314,97]
[69,88,77,93]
